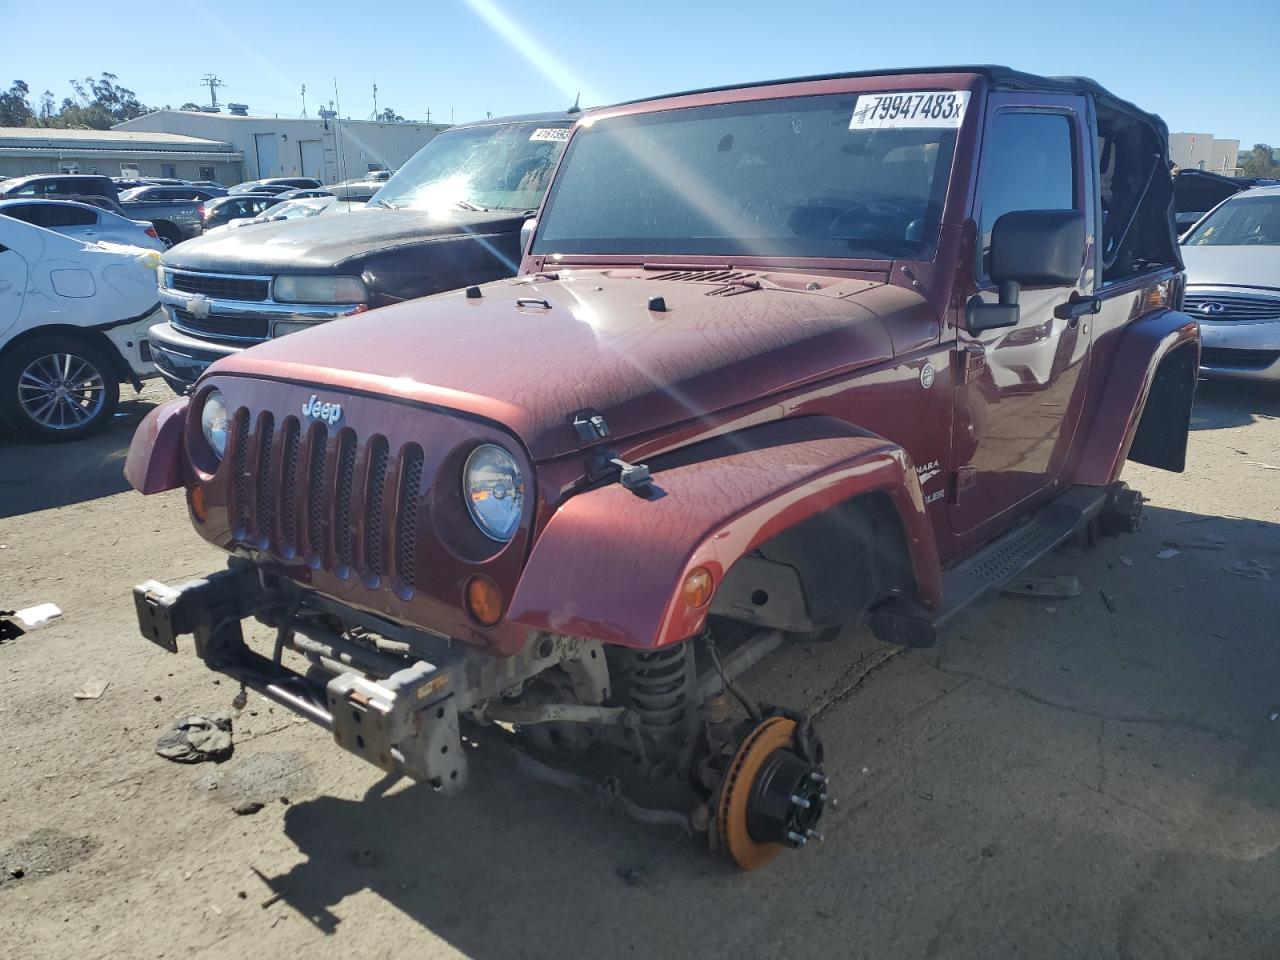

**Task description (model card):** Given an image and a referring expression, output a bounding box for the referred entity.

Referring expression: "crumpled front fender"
[508,418,942,649]
[124,396,189,494]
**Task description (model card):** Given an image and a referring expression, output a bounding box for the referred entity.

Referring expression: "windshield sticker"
[529,127,572,142]
[850,91,970,130]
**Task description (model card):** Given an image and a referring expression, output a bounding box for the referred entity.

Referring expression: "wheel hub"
[714,714,828,870]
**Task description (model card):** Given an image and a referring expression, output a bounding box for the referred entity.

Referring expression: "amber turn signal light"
[465,576,503,626]
[188,485,208,524]
[682,567,714,608]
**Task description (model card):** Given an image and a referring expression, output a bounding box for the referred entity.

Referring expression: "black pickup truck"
[147,111,577,392]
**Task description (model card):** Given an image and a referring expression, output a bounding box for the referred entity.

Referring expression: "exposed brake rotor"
[714,714,827,870]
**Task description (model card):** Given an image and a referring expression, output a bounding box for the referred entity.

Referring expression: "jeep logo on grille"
[302,394,343,426]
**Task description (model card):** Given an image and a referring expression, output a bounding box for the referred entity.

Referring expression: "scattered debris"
[615,865,650,888]
[154,714,234,764]
[1155,548,1181,560]
[232,800,263,816]
[1043,605,1058,615]
[1002,576,1082,599]
[231,689,248,711]
[261,891,284,908]
[1226,560,1276,581]
[1,603,63,642]
[1100,590,1118,614]
[352,848,378,867]
[1119,556,1134,567]
[1269,712,1279,723]
[1243,461,1280,471]
[1177,516,1212,526]
[72,679,109,701]
[916,791,934,802]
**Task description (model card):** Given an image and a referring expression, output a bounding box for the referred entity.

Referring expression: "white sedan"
[0,198,166,252]
[0,216,164,440]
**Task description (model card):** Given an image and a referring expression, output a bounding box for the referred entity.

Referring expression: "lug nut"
[806,829,825,843]
[790,795,811,809]
[808,772,828,785]
[786,830,807,847]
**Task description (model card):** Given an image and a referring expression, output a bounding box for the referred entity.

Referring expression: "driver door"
[949,96,1095,535]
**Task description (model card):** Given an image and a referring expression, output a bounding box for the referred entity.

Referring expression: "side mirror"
[519,217,537,257]
[968,209,1085,333]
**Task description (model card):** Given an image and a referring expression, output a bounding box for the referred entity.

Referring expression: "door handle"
[1054,295,1101,324]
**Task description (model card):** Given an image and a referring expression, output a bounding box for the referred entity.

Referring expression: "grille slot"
[1201,347,1280,370]
[364,437,390,579]
[254,414,275,540]
[305,426,328,557]
[396,445,425,590]
[171,308,271,343]
[334,433,358,572]
[1183,291,1280,323]
[170,271,270,302]
[279,418,300,553]
[232,410,251,535]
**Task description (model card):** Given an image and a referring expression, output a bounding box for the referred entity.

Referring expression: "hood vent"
[649,269,756,284]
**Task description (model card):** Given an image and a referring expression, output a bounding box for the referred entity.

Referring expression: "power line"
[201,74,226,110]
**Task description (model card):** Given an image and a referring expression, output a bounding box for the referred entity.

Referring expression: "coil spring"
[623,644,695,742]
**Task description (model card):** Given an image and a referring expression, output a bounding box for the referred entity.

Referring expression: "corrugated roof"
[0,126,233,148]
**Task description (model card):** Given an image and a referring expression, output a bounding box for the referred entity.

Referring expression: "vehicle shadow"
[258,503,1280,957]
[1191,378,1280,431]
[0,384,164,519]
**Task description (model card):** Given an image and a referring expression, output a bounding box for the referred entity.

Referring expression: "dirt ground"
[1,377,1278,960]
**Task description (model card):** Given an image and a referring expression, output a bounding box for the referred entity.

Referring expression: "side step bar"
[871,486,1113,648]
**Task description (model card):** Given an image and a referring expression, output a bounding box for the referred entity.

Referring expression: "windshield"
[532,94,960,261]
[1183,194,1280,246]
[369,120,571,213]
[257,199,331,222]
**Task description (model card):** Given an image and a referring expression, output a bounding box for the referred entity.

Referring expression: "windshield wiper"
[369,197,398,210]
[454,199,487,212]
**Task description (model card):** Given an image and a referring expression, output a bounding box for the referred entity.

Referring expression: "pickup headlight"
[201,389,230,461]
[463,444,524,542]
[272,275,367,304]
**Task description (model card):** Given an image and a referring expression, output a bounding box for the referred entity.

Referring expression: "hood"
[163,206,528,275]
[1181,245,1280,292]
[212,268,925,462]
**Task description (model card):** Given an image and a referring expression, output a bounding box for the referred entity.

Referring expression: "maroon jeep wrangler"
[126,66,1197,870]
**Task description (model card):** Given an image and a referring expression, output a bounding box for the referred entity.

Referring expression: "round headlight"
[463,444,524,542]
[201,389,229,460]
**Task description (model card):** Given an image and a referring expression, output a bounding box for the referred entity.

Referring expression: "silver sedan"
[1181,185,1280,382]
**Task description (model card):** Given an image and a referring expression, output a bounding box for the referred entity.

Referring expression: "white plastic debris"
[14,603,61,630]
[1155,548,1180,560]
[73,679,109,700]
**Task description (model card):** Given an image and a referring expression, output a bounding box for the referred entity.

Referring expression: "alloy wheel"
[17,352,107,431]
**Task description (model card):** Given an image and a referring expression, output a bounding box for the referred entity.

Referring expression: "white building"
[0,126,242,182]
[114,110,449,185]
[1169,133,1241,176]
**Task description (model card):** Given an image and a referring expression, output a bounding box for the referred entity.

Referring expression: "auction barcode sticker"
[850,91,970,130]
[529,127,572,142]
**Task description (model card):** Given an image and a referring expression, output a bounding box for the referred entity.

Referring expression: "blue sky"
[3,0,1277,145]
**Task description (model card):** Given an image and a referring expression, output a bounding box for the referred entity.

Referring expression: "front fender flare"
[124,395,188,494]
[507,420,942,649]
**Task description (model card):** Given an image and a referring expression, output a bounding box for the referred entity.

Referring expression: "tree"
[180,102,203,112]
[43,73,153,129]
[0,80,34,126]
[377,107,405,123]
[1240,143,1280,179]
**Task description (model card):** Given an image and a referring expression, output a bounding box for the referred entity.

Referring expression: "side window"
[4,203,46,225]
[54,206,98,227]
[977,111,1077,277]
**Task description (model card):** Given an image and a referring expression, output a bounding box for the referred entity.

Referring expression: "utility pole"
[372,81,378,120]
[201,74,225,110]
[301,83,307,118]
[425,107,431,123]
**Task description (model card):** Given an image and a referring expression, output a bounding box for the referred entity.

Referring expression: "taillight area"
[196,203,206,219]
[144,225,159,239]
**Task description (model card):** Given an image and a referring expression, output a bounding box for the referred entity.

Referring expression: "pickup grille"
[227,409,425,591]
[1183,291,1280,323]
[170,271,270,302]
[171,308,270,343]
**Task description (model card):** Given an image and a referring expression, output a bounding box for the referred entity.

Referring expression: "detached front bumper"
[134,563,467,791]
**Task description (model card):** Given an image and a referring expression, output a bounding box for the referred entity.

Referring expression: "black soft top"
[619,64,1166,136]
